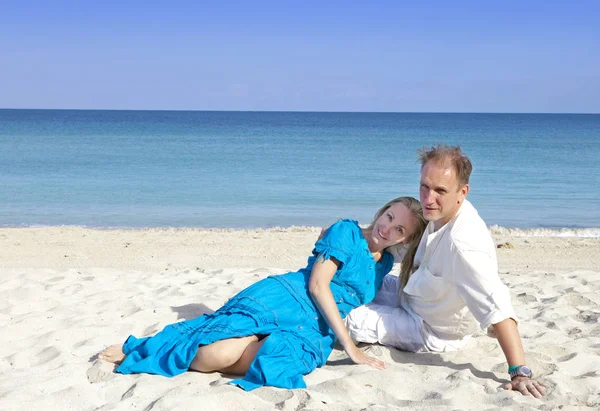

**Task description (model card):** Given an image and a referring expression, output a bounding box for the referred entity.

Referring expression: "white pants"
[345,275,428,352]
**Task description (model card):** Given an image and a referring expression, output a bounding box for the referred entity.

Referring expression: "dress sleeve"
[312,219,356,267]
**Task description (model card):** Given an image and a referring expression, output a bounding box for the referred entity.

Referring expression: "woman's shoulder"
[327,219,361,237]
[313,219,364,266]
[320,219,365,249]
[331,218,359,229]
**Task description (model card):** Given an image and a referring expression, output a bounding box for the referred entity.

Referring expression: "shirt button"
[369,265,373,269]
[313,316,318,320]
[350,293,354,297]
[339,297,343,302]
[297,325,303,330]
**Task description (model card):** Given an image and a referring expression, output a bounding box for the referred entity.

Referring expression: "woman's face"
[371,203,417,249]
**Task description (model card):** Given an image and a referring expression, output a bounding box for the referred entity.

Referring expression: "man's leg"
[346,303,397,344]
[345,274,400,344]
[346,301,426,352]
[372,274,401,305]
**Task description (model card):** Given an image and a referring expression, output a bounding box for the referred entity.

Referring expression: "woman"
[100,197,427,390]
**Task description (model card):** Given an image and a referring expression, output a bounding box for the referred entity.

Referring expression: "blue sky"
[1,1,598,113]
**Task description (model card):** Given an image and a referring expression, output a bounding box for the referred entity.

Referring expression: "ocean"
[1,109,599,233]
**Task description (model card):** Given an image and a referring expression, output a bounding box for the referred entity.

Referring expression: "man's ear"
[459,183,469,202]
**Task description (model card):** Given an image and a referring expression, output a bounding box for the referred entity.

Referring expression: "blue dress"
[115,219,394,390]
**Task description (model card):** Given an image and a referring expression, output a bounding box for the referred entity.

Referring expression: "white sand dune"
[1,228,599,410]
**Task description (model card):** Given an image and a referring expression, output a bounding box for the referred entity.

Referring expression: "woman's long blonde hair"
[368,196,427,292]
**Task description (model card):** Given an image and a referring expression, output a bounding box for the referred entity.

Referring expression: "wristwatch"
[509,365,533,379]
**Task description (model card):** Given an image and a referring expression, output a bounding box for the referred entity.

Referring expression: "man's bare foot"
[99,344,126,364]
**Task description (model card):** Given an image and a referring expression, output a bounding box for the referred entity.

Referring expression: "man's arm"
[452,247,547,397]
[492,319,546,398]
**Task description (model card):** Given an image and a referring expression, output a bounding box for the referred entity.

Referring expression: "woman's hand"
[309,258,386,371]
[345,345,387,370]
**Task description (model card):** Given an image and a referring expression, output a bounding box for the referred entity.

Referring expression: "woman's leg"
[99,331,267,376]
[189,335,266,375]
[219,338,266,375]
[99,344,126,364]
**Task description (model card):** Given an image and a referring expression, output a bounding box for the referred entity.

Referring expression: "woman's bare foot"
[99,344,126,364]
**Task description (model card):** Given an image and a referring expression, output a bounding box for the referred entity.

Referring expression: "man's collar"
[431,199,470,234]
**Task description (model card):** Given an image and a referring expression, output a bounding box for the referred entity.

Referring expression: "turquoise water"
[1,109,599,229]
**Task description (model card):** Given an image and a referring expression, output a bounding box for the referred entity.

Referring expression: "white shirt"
[402,199,518,350]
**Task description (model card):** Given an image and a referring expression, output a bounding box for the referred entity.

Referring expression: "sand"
[1,227,599,410]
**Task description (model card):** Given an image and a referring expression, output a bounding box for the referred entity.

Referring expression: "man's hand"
[504,376,546,398]
[492,320,546,398]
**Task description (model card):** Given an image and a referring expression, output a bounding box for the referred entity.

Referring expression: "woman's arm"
[308,257,386,370]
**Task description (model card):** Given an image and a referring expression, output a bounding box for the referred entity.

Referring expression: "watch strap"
[508,365,532,379]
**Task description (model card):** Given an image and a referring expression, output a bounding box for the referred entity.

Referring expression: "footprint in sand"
[253,388,296,408]
[121,305,142,317]
[60,283,84,295]
[568,327,583,336]
[250,268,270,274]
[121,383,137,400]
[143,323,160,336]
[35,346,61,366]
[74,338,92,348]
[577,311,600,323]
[209,377,231,387]
[154,285,171,295]
[557,352,600,378]
[516,292,538,303]
[86,359,115,383]
[565,293,595,307]
[363,345,383,356]
[558,352,578,362]
[47,276,65,283]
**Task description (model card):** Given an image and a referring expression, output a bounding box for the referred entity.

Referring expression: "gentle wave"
[488,225,600,238]
[3,224,600,238]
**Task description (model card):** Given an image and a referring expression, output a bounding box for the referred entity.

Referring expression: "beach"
[3,0,599,408]
[1,227,599,410]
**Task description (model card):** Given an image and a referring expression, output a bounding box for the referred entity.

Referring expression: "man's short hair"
[418,144,473,187]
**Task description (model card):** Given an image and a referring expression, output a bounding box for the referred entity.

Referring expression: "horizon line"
[1,107,599,115]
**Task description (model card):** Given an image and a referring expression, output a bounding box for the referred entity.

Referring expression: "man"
[345,145,546,398]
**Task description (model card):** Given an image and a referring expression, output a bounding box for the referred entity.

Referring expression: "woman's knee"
[190,343,235,372]
[239,338,265,365]
[221,338,266,375]
[190,336,260,373]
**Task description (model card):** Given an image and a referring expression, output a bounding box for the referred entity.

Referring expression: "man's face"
[419,161,469,230]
